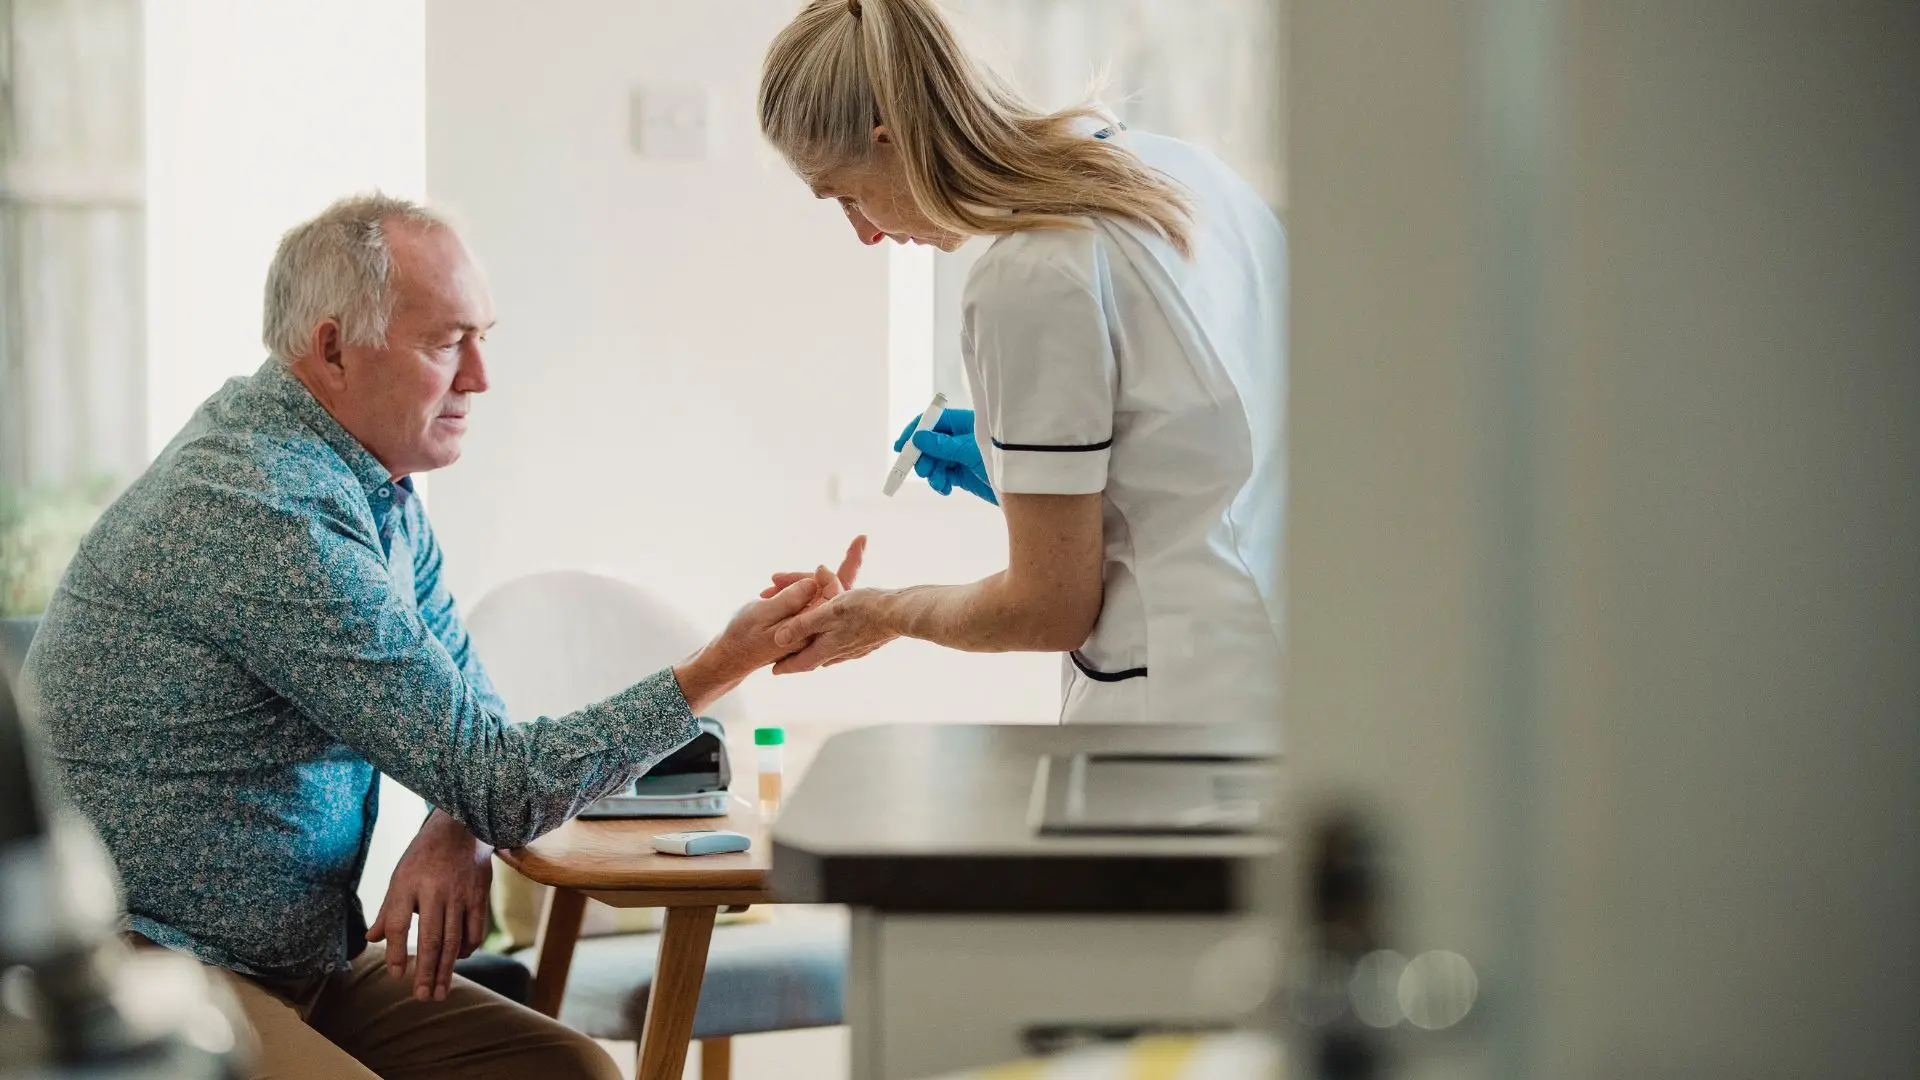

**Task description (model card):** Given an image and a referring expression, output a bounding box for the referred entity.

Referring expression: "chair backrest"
[1,617,39,687]
[462,570,745,729]
[462,571,746,947]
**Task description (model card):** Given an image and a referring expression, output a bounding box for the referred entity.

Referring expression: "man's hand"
[367,809,493,1002]
[673,573,822,713]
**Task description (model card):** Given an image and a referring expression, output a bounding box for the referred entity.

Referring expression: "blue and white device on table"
[651,829,753,857]
[883,392,949,496]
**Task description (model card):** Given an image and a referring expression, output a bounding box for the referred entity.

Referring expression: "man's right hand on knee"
[367,809,493,1002]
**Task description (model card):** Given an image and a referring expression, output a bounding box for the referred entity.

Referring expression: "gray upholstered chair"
[514,906,846,1075]
[463,570,846,1079]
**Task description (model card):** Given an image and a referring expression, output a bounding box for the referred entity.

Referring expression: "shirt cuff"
[988,442,1112,495]
[595,667,701,772]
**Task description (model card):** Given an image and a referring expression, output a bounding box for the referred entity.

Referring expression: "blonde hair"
[758,0,1194,256]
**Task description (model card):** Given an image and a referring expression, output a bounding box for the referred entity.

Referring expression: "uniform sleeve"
[963,232,1117,495]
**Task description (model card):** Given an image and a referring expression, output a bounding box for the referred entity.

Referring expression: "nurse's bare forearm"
[874,492,1106,653]
[876,575,1096,653]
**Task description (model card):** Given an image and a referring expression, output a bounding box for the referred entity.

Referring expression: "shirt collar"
[254,356,400,505]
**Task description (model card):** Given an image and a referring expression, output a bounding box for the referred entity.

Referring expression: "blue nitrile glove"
[893,408,998,504]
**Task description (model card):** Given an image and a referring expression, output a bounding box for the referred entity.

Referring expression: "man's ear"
[308,319,346,379]
[871,124,893,146]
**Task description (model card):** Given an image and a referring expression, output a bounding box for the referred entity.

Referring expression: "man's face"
[332,223,496,478]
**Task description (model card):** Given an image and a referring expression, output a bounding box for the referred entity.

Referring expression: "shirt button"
[377,485,391,498]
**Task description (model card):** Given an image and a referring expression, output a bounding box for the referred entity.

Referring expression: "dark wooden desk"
[770,723,1278,1080]
[771,722,1276,912]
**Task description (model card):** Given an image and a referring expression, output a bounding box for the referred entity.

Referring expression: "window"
[948,0,1285,206]
[0,0,145,615]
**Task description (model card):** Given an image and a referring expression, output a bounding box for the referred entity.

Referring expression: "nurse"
[759,0,1285,726]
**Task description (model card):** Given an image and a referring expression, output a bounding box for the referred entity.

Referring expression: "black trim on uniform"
[1070,651,1148,682]
[992,437,1114,453]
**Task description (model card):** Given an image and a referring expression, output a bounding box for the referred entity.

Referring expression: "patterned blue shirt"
[23,358,698,977]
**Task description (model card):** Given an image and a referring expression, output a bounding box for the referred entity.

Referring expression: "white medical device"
[883,392,949,496]
[651,829,753,856]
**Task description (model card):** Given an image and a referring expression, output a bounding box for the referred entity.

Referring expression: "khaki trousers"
[208,942,620,1080]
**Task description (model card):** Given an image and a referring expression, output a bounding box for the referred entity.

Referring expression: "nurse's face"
[808,127,967,252]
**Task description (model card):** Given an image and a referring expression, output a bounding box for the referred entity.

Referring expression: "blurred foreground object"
[0,669,248,1078]
[923,1032,1279,1079]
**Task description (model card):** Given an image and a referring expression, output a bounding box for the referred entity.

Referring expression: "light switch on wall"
[629,84,710,160]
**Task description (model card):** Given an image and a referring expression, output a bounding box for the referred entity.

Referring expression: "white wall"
[144,0,427,451]
[423,0,1059,729]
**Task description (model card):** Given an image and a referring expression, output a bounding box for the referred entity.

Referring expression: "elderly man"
[22,194,826,1079]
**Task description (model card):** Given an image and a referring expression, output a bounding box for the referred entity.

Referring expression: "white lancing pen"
[883,392,949,496]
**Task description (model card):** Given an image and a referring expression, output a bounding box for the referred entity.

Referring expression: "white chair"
[463,570,844,1080]
[464,569,751,738]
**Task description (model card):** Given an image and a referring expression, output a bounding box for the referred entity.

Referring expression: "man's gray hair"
[261,193,455,360]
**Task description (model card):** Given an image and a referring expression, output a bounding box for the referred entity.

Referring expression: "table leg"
[636,904,719,1080]
[529,886,587,1018]
[698,1036,733,1080]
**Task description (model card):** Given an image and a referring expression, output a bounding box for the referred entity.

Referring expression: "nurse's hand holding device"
[892,407,998,504]
[883,392,949,496]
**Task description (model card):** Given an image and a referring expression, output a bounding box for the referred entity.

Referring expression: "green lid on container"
[753,727,785,746]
